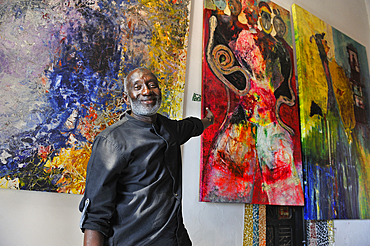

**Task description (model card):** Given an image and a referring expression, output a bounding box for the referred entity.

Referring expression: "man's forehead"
[128,68,158,83]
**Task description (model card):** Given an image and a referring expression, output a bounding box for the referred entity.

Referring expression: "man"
[79,67,214,246]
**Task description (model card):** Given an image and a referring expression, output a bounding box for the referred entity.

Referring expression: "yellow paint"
[328,60,356,136]
[140,0,188,119]
[0,177,19,189]
[327,220,335,245]
[223,2,231,16]
[243,204,254,246]
[238,13,248,25]
[293,4,355,143]
[353,133,370,217]
[45,145,91,194]
[292,4,334,138]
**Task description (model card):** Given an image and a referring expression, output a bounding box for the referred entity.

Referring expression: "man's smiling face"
[124,68,162,117]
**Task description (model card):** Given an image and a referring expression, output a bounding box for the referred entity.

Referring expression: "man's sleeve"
[176,117,204,145]
[79,136,126,237]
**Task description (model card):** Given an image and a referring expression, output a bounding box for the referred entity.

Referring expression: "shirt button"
[174,193,178,197]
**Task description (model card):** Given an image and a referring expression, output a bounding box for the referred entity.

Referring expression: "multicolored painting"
[243,204,266,246]
[306,220,334,246]
[200,0,304,205]
[293,4,370,219]
[0,0,190,194]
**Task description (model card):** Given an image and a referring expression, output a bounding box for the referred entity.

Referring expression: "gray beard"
[128,96,162,116]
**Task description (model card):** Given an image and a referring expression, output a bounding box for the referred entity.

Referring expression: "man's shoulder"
[157,113,173,123]
[156,113,180,129]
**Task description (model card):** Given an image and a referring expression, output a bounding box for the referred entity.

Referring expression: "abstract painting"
[0,0,190,194]
[306,220,334,246]
[243,204,266,246]
[200,0,304,205]
[293,4,370,219]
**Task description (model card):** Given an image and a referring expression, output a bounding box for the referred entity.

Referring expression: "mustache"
[138,95,161,100]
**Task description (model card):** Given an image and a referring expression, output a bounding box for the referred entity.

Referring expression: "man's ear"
[122,92,130,106]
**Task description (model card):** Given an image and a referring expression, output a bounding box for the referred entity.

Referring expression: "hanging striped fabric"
[243,204,266,246]
[306,220,335,246]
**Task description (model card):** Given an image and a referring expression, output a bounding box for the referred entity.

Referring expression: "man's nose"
[141,85,151,95]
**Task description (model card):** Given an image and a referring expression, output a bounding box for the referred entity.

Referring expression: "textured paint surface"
[200,0,304,205]
[306,220,334,246]
[327,220,334,244]
[243,204,254,246]
[252,205,259,246]
[258,205,266,246]
[293,4,370,219]
[243,204,266,246]
[0,0,190,194]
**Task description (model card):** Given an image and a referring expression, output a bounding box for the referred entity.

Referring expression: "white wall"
[0,189,83,246]
[1,0,370,245]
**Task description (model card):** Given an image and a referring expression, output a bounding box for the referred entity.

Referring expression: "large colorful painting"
[200,0,304,205]
[293,4,370,219]
[0,0,190,194]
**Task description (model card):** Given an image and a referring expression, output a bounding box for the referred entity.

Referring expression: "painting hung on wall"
[0,0,190,194]
[293,4,370,219]
[200,0,304,205]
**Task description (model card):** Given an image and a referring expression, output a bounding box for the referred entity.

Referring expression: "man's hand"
[201,107,215,129]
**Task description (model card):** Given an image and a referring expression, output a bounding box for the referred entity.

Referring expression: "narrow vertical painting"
[0,0,191,194]
[200,0,304,205]
[293,4,370,219]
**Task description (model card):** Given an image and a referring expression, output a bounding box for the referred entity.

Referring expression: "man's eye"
[149,83,158,88]
[134,85,141,90]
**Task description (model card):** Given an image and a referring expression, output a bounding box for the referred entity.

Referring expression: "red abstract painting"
[200,0,304,205]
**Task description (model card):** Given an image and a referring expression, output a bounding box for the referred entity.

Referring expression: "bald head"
[124,67,156,92]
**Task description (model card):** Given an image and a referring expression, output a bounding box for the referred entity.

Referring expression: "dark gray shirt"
[79,113,203,246]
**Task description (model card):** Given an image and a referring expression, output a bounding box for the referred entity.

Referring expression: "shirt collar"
[122,110,158,128]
